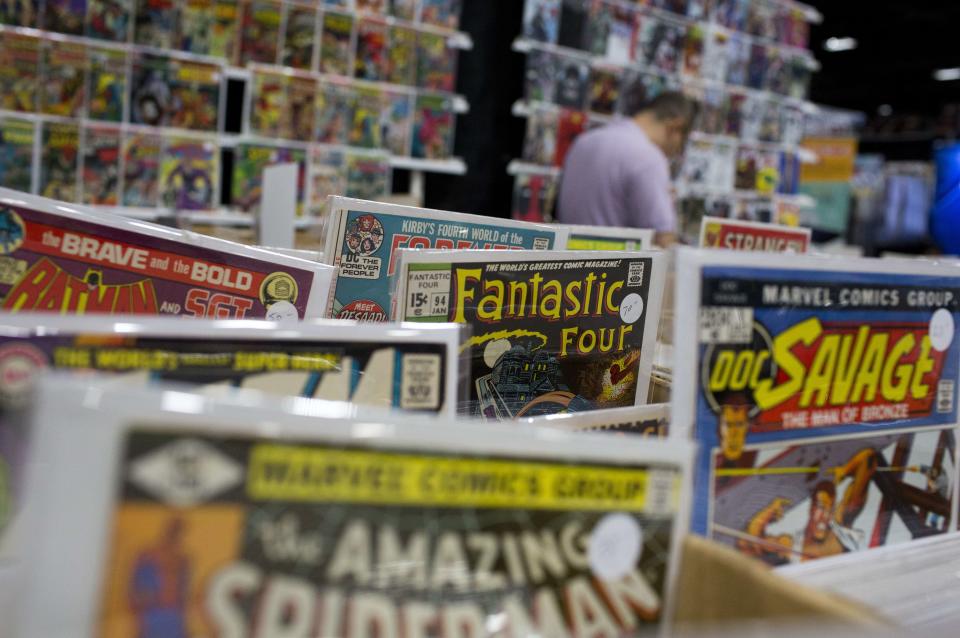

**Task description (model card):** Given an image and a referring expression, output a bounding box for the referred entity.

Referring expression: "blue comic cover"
[324,199,563,321]
[687,260,960,567]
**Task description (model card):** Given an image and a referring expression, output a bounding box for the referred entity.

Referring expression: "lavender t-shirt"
[556,118,676,232]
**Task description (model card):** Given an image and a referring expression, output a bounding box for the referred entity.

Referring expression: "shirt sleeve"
[621,157,677,233]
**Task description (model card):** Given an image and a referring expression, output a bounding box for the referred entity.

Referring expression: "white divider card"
[321,196,567,321]
[258,162,298,250]
[394,249,665,419]
[0,188,333,319]
[562,224,657,251]
[673,248,960,568]
[698,216,812,253]
[522,404,670,437]
[13,376,694,638]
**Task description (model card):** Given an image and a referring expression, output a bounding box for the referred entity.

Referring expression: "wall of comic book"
[0,0,469,217]
[511,0,820,242]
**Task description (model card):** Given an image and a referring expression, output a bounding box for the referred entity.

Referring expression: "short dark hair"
[622,86,698,124]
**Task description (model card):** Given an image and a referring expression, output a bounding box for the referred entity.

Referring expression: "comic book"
[133,0,177,48]
[511,173,558,224]
[618,69,672,114]
[683,24,704,76]
[388,0,416,21]
[168,58,221,130]
[554,55,588,109]
[130,53,173,127]
[121,132,161,207]
[239,0,281,65]
[231,143,306,213]
[673,249,960,566]
[250,70,288,136]
[681,139,714,187]
[345,151,390,200]
[395,249,665,418]
[640,18,684,75]
[14,375,692,637]
[522,0,559,44]
[695,88,728,135]
[522,107,557,166]
[40,41,87,118]
[81,127,121,206]
[319,10,354,76]
[652,0,687,14]
[523,404,670,437]
[381,91,413,156]
[0,34,39,113]
[354,18,387,82]
[686,0,708,19]
[710,141,736,192]
[412,94,453,159]
[782,106,805,147]
[699,216,811,252]
[779,150,800,195]
[209,0,239,60]
[588,65,619,115]
[281,4,317,69]
[738,93,763,142]
[88,46,126,122]
[557,0,587,50]
[86,0,131,40]
[582,0,608,57]
[355,0,385,13]
[0,186,333,318]
[348,87,383,149]
[315,80,356,145]
[765,47,788,96]
[0,0,38,26]
[760,101,783,144]
[554,108,585,166]
[701,28,729,83]
[734,145,759,191]
[306,146,346,215]
[725,33,750,86]
[564,224,656,251]
[713,0,746,31]
[420,0,459,28]
[159,137,218,211]
[604,5,637,63]
[38,123,79,202]
[44,0,85,34]
[523,49,557,104]
[386,25,416,86]
[322,196,565,321]
[747,43,768,91]
[415,31,455,92]
[0,118,33,193]
[287,75,317,141]
[177,0,215,55]
[789,56,812,100]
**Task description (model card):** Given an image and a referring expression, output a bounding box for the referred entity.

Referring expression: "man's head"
[806,481,836,543]
[718,403,750,461]
[623,88,698,160]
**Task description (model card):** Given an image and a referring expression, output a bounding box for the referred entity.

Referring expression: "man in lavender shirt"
[556,91,697,245]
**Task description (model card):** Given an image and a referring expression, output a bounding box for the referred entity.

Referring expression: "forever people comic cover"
[395,249,665,419]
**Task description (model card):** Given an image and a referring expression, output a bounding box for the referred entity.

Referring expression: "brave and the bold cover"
[396,249,665,419]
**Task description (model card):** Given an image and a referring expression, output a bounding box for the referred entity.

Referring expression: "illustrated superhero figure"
[130,518,190,638]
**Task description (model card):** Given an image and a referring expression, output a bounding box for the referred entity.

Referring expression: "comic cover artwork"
[604,5,637,63]
[306,147,345,215]
[122,133,161,207]
[0,118,34,193]
[96,429,682,637]
[133,0,177,48]
[178,0,238,59]
[44,0,85,34]
[0,34,40,113]
[789,57,812,101]
[345,152,390,200]
[588,66,620,115]
[388,0,416,21]
[239,0,281,66]
[160,138,218,211]
[39,122,79,202]
[640,18,684,75]
[760,101,783,144]
[416,32,455,92]
[319,11,354,76]
[87,0,131,40]
[232,144,306,213]
[355,0,385,13]
[282,4,317,69]
[315,81,356,145]
[582,0,609,57]
[522,108,557,166]
[714,0,746,31]
[420,0,460,28]
[386,26,416,86]
[747,43,769,91]
[210,0,240,60]
[355,18,387,82]
[512,173,558,224]
[0,0,38,26]
[554,55,588,110]
[557,0,587,50]
[701,30,729,83]
[251,71,288,137]
[524,49,557,104]
[382,91,413,156]
[286,75,317,141]
[412,94,453,159]
[398,252,663,418]
[39,41,86,118]
[130,54,173,127]
[691,265,960,563]
[88,47,126,122]
[81,127,122,206]
[683,24,704,76]
[765,48,789,96]
[522,0,559,44]
[554,109,585,166]
[725,34,750,86]
[168,59,220,131]
[348,87,383,149]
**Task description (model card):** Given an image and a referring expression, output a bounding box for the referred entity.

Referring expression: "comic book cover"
[745,0,776,40]
[695,88,728,135]
[747,43,769,91]
[319,11,353,76]
[210,0,239,60]
[738,93,763,142]
[386,25,416,86]
[81,127,121,206]
[523,404,670,437]
[39,41,86,118]
[786,8,810,49]
[588,65,619,115]
[250,70,288,136]
[652,0,687,14]
[554,108,585,166]
[306,146,345,215]
[683,24,704,76]
[287,75,317,141]
[760,101,783,143]
[554,55,588,109]
[355,0,385,13]
[168,59,220,130]
[322,196,564,321]
[0,187,333,319]
[682,139,713,187]
[86,0,131,40]
[0,118,34,193]
[412,94,453,159]
[354,18,387,82]
[701,29,729,83]
[130,53,173,127]
[177,0,214,54]
[618,69,671,114]
[159,137,218,211]
[523,49,557,104]
[511,173,558,224]
[0,34,40,113]
[133,0,177,48]
[420,0,459,28]
[315,81,356,145]
[522,0,559,44]
[39,122,79,202]
[388,0,416,21]
[0,0,38,26]
[765,47,788,95]
[710,141,736,191]
[686,0,709,19]
[232,143,306,213]
[44,0,85,34]
[557,0,587,50]
[604,5,637,63]
[345,151,390,200]
[381,91,413,156]
[725,33,750,86]
[782,106,805,147]
[395,249,665,418]
[582,0,608,57]
[348,87,383,149]
[699,216,811,252]
[522,108,557,166]
[16,377,690,638]
[239,0,281,65]
[673,250,960,566]
[734,146,759,191]
[564,224,655,251]
[415,31,455,92]
[713,0,746,31]
[121,132,161,207]
[640,18,684,75]
[779,150,800,195]
[789,56,812,100]
[88,47,126,122]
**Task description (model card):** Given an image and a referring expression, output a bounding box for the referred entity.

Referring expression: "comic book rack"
[510,0,821,240]
[0,0,470,222]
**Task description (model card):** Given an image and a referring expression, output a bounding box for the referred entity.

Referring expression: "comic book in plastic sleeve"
[121,131,162,207]
[394,248,665,418]
[381,91,413,156]
[0,0,37,26]
[168,58,221,131]
[130,53,174,127]
[639,17,684,75]
[239,0,281,65]
[231,143,307,214]
[177,0,216,55]
[0,186,334,319]
[315,80,356,145]
[582,1,609,57]
[563,224,656,251]
[420,0,460,28]
[523,0,559,44]
[511,173,558,224]
[554,108,585,166]
[133,0,177,48]
[355,17,387,82]
[386,25,416,86]
[286,74,317,141]
[88,46,126,122]
[683,23,704,76]
[322,196,566,321]
[355,0,386,14]
[159,136,218,211]
[672,248,960,567]
[701,28,729,83]
[0,33,40,113]
[0,118,34,193]
[306,146,346,216]
[412,93,453,159]
[348,86,383,149]
[39,122,79,202]
[522,107,557,166]
[250,69,289,136]
[86,0,131,40]
[281,3,317,69]
[554,54,589,110]
[699,217,811,253]
[12,375,692,638]
[320,10,354,76]
[416,31,455,92]
[524,49,557,104]
[210,0,240,60]
[557,0,587,50]
[44,0,85,34]
[388,0,416,21]
[345,151,390,201]
[588,65,619,116]
[81,126,122,206]
[523,404,670,438]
